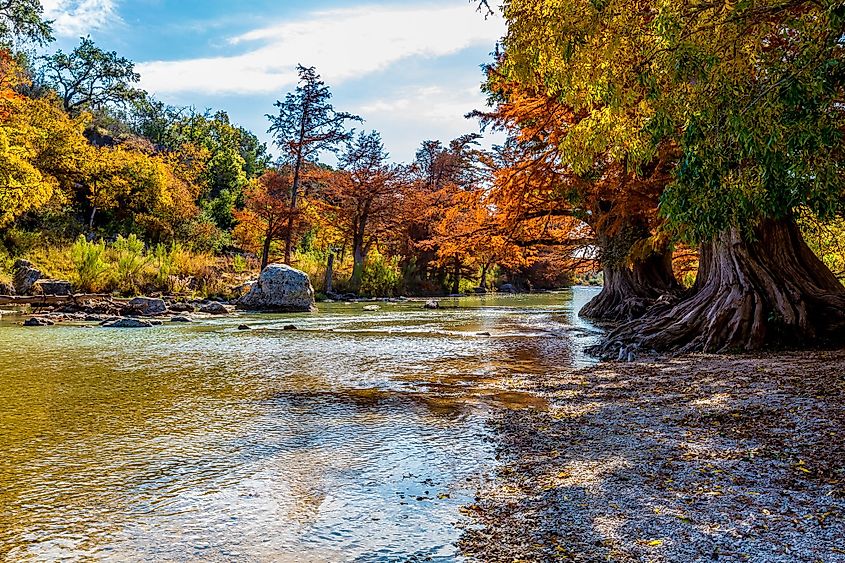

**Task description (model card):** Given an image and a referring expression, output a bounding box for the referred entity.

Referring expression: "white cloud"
[42,0,118,37]
[136,4,504,95]
[355,83,505,162]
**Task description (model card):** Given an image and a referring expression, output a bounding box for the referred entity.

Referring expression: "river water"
[0,288,601,562]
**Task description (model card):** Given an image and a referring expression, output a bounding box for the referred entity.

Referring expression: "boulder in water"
[169,302,195,313]
[237,264,316,313]
[23,317,55,327]
[103,318,154,328]
[199,301,230,315]
[127,297,167,316]
[424,300,440,310]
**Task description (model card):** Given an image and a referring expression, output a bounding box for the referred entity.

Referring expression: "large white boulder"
[237,264,317,313]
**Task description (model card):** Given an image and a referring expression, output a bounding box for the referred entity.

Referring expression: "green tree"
[39,36,141,115]
[492,0,845,353]
[0,0,52,47]
[267,65,361,264]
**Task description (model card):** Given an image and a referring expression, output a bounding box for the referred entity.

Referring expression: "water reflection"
[0,288,600,561]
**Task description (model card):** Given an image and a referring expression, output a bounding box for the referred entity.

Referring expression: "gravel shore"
[460,351,845,562]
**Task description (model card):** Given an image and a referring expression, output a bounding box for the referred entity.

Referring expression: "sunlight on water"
[0,288,601,561]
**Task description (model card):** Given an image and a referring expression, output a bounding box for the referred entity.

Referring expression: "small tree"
[235,170,294,270]
[267,65,361,264]
[326,131,395,292]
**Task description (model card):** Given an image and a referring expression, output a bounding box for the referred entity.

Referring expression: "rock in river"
[171,316,193,323]
[103,318,154,328]
[199,301,230,315]
[23,317,55,327]
[237,264,317,313]
[424,300,440,310]
[127,297,167,316]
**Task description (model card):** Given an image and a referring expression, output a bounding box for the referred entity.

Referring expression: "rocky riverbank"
[460,352,845,562]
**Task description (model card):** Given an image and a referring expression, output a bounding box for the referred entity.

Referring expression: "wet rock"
[127,297,167,316]
[199,301,230,315]
[13,259,42,295]
[171,316,193,323]
[477,332,492,337]
[32,279,72,296]
[283,325,298,331]
[237,324,251,331]
[237,264,317,313]
[169,302,195,313]
[23,317,55,327]
[424,300,440,310]
[103,318,154,328]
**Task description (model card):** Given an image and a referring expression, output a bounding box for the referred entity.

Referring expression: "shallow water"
[0,288,601,561]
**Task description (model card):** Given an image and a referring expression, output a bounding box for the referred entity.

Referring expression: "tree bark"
[580,248,680,322]
[324,252,335,294]
[597,218,845,356]
[260,227,273,271]
[452,257,461,295]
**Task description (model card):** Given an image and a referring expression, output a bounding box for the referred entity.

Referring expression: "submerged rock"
[127,297,167,316]
[103,318,154,328]
[199,301,230,315]
[237,264,317,313]
[23,317,55,327]
[171,316,193,323]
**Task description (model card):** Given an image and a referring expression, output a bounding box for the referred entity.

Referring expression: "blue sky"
[41,0,505,162]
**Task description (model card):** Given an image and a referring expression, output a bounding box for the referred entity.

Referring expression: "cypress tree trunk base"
[596,219,845,357]
[580,250,681,322]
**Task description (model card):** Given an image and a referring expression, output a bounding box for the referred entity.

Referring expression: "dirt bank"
[460,351,845,562]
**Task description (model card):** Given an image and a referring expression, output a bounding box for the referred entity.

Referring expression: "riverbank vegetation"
[0,4,585,301]
[2,0,845,352]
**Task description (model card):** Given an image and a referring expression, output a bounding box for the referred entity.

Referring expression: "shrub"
[359,252,401,297]
[71,236,107,292]
[232,254,248,273]
[111,234,151,295]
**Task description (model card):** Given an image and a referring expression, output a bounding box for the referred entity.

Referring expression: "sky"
[40,0,506,163]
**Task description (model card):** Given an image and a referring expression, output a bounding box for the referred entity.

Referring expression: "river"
[0,288,601,562]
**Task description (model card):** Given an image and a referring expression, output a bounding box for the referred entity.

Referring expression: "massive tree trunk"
[598,218,845,356]
[581,245,681,322]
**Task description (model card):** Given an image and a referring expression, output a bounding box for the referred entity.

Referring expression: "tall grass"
[71,236,107,292]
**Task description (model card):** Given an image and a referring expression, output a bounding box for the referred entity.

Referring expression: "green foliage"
[111,234,150,294]
[39,36,142,115]
[359,252,401,297]
[70,235,107,292]
[0,0,53,46]
[232,254,247,273]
